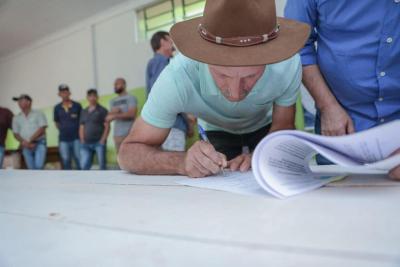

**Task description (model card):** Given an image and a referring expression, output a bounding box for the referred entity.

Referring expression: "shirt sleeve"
[284,0,318,66]
[274,55,302,107]
[102,108,108,122]
[38,111,48,127]
[147,58,169,94]
[80,111,86,125]
[77,103,82,116]
[127,96,138,108]
[141,56,189,129]
[7,110,13,130]
[12,116,19,134]
[53,106,59,123]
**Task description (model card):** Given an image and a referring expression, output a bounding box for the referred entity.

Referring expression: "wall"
[93,11,153,94]
[0,0,287,113]
[0,0,154,113]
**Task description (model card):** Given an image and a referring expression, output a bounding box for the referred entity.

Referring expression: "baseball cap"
[12,94,32,102]
[58,84,69,91]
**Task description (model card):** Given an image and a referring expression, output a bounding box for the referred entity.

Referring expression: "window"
[137,0,206,40]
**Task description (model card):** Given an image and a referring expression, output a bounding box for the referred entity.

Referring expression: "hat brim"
[170,17,310,66]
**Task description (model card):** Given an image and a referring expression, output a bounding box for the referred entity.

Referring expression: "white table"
[0,170,399,267]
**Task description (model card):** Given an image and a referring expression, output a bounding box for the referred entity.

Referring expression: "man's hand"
[320,104,355,136]
[105,114,115,123]
[21,140,30,148]
[228,153,252,172]
[22,140,35,149]
[389,149,400,181]
[110,107,121,114]
[184,141,227,178]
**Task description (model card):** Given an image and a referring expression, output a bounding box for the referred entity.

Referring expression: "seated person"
[79,89,109,170]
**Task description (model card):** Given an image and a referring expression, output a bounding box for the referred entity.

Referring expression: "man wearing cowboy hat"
[118,0,310,178]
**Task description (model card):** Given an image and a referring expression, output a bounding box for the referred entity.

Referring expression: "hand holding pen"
[182,125,228,178]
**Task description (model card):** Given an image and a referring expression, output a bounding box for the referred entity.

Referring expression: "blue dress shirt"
[285,0,400,131]
[146,53,188,133]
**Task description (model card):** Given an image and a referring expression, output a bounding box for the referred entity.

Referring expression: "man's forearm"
[14,133,25,143]
[29,127,46,142]
[100,124,110,143]
[302,65,339,111]
[79,126,85,143]
[118,142,186,175]
[114,110,137,120]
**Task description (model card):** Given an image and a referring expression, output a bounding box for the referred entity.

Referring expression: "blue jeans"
[80,142,107,170]
[315,111,333,165]
[59,140,81,170]
[22,139,47,170]
[0,146,4,169]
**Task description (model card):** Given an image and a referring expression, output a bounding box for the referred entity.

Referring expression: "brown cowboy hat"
[170,0,310,66]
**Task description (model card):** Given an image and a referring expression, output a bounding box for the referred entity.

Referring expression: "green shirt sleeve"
[141,55,190,129]
[274,54,302,107]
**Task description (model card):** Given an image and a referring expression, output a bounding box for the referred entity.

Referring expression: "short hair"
[87,88,98,96]
[115,78,126,85]
[150,31,170,52]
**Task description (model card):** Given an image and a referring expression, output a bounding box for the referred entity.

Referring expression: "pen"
[198,124,226,176]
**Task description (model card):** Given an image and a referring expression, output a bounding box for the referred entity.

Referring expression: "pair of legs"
[22,139,47,169]
[206,124,271,160]
[59,139,80,170]
[162,128,186,152]
[80,142,107,170]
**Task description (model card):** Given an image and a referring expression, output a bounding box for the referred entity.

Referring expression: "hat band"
[198,23,280,47]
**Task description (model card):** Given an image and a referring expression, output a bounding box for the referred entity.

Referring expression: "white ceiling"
[0,0,134,58]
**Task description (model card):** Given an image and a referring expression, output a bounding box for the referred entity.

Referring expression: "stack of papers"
[179,120,400,199]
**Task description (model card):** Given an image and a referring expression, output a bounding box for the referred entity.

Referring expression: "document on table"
[177,171,267,196]
[178,120,400,199]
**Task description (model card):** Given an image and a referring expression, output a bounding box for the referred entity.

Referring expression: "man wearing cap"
[118,0,310,177]
[79,89,109,170]
[0,106,13,168]
[54,84,82,169]
[12,95,48,170]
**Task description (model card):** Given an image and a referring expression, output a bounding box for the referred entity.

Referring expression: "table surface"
[0,170,399,267]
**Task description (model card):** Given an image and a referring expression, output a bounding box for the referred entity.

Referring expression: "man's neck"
[118,91,127,96]
[62,99,71,105]
[22,108,31,116]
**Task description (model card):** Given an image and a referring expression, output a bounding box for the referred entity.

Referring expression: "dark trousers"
[205,124,271,160]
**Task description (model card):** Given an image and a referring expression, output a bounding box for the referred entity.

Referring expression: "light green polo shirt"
[12,109,47,141]
[142,53,301,134]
